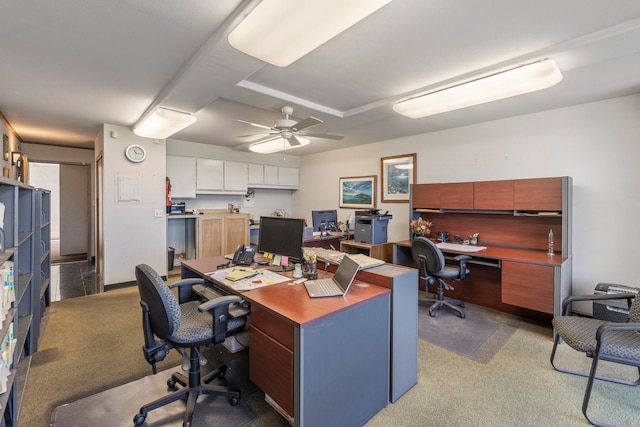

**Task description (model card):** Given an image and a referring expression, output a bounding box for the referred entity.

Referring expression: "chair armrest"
[596,322,640,341]
[198,295,243,313]
[453,255,471,279]
[168,278,205,303]
[561,293,636,315]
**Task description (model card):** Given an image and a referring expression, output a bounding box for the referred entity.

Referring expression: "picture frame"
[3,134,8,161]
[381,153,416,203]
[339,175,376,209]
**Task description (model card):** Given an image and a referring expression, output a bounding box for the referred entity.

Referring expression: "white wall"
[100,124,167,285]
[28,163,61,239]
[295,94,640,299]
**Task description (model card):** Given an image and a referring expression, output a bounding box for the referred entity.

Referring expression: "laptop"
[304,255,360,298]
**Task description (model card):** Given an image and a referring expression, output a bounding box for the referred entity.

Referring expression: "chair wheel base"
[133,413,146,426]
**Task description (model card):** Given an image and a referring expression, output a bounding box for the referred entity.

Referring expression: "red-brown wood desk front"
[393,240,571,320]
[181,257,391,427]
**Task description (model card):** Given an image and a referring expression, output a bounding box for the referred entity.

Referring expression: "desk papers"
[207,267,290,291]
[436,242,487,253]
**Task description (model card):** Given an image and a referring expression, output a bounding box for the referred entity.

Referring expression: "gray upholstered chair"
[550,292,640,426]
[133,264,247,427]
[411,236,470,318]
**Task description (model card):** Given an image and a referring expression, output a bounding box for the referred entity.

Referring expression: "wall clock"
[125,144,146,163]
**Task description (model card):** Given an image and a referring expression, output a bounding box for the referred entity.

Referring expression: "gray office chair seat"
[550,292,640,426]
[134,264,247,427]
[411,236,470,318]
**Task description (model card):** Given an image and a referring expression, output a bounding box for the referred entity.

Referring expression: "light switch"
[154,209,163,218]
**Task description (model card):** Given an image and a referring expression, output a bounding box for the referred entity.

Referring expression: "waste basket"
[168,247,175,271]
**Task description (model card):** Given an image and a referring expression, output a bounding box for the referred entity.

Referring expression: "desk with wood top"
[181,257,392,427]
[393,240,570,320]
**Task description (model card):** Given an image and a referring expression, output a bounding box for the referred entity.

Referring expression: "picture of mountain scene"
[341,179,373,205]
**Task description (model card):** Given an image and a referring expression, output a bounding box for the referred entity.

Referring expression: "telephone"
[232,244,255,266]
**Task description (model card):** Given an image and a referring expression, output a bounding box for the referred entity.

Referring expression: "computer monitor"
[258,216,305,266]
[312,209,338,232]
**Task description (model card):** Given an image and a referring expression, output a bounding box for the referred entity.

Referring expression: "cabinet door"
[514,177,563,211]
[224,161,248,192]
[264,165,279,185]
[166,156,196,198]
[248,163,264,185]
[440,182,473,209]
[224,215,249,254]
[198,216,224,257]
[196,159,224,191]
[411,183,440,208]
[502,261,554,314]
[474,180,514,210]
[278,167,299,187]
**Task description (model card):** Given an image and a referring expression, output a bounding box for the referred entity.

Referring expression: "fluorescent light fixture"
[228,0,392,67]
[133,107,197,139]
[248,137,310,154]
[393,59,563,119]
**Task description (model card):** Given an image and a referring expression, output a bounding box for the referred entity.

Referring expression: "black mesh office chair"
[133,264,247,427]
[411,236,470,318]
[550,292,640,426]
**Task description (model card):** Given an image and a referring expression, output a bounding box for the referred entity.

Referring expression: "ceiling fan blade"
[251,134,282,144]
[292,116,322,131]
[302,132,345,140]
[287,134,302,146]
[236,131,277,138]
[235,119,273,130]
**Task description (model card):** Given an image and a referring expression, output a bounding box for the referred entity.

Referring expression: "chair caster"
[167,378,177,389]
[459,302,465,308]
[459,312,466,319]
[429,310,436,317]
[133,413,146,426]
[229,396,240,406]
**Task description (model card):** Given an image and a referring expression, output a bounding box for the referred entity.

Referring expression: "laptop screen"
[334,255,360,291]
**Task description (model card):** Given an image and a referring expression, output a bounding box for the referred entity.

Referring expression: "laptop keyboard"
[310,278,341,293]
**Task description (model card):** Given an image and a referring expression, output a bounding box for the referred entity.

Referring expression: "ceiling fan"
[236,106,344,148]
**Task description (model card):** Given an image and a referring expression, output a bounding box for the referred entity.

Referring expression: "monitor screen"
[312,209,338,231]
[258,216,305,263]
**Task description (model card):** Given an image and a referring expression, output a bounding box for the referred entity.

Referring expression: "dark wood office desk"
[181,257,391,427]
[302,230,352,249]
[393,240,570,321]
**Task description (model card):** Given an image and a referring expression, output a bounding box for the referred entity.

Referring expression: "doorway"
[29,162,90,263]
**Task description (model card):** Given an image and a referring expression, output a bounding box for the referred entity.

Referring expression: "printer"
[354,210,392,244]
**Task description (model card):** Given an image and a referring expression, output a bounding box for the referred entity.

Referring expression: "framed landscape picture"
[381,153,416,202]
[339,176,376,209]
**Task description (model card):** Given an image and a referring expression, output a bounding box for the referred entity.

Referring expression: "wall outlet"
[154,209,163,218]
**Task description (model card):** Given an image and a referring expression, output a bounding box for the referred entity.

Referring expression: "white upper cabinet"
[167,156,197,198]
[249,164,298,189]
[224,161,248,192]
[196,158,224,191]
[196,159,248,194]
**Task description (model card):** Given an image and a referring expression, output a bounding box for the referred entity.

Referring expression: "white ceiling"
[2,0,640,155]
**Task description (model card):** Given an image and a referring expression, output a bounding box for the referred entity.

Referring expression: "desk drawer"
[502,261,554,314]
[249,324,294,417]
[251,305,294,350]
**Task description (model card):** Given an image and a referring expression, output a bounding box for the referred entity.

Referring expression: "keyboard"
[309,278,340,293]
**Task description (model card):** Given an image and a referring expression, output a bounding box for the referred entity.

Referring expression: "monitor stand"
[268,264,294,272]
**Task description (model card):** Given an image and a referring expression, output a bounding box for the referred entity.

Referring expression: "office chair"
[411,236,470,318]
[550,292,640,426]
[133,264,247,427]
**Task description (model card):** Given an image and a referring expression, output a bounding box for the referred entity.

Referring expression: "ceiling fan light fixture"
[228,0,393,67]
[133,107,197,139]
[249,136,310,154]
[393,59,563,119]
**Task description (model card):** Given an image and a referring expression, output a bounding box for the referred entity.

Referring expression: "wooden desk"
[393,240,570,320]
[181,258,391,427]
[303,231,351,249]
[340,240,393,263]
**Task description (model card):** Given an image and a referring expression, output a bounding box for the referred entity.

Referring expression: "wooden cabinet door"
[440,182,473,209]
[278,166,299,187]
[197,216,224,257]
[264,165,279,185]
[502,261,554,314]
[411,183,440,208]
[514,177,563,211]
[224,215,249,254]
[474,180,514,210]
[248,163,264,185]
[223,161,248,192]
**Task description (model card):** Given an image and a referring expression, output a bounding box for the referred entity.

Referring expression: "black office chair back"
[135,264,180,341]
[630,296,640,322]
[411,236,445,275]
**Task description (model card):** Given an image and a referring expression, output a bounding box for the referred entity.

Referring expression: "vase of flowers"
[410,217,433,238]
